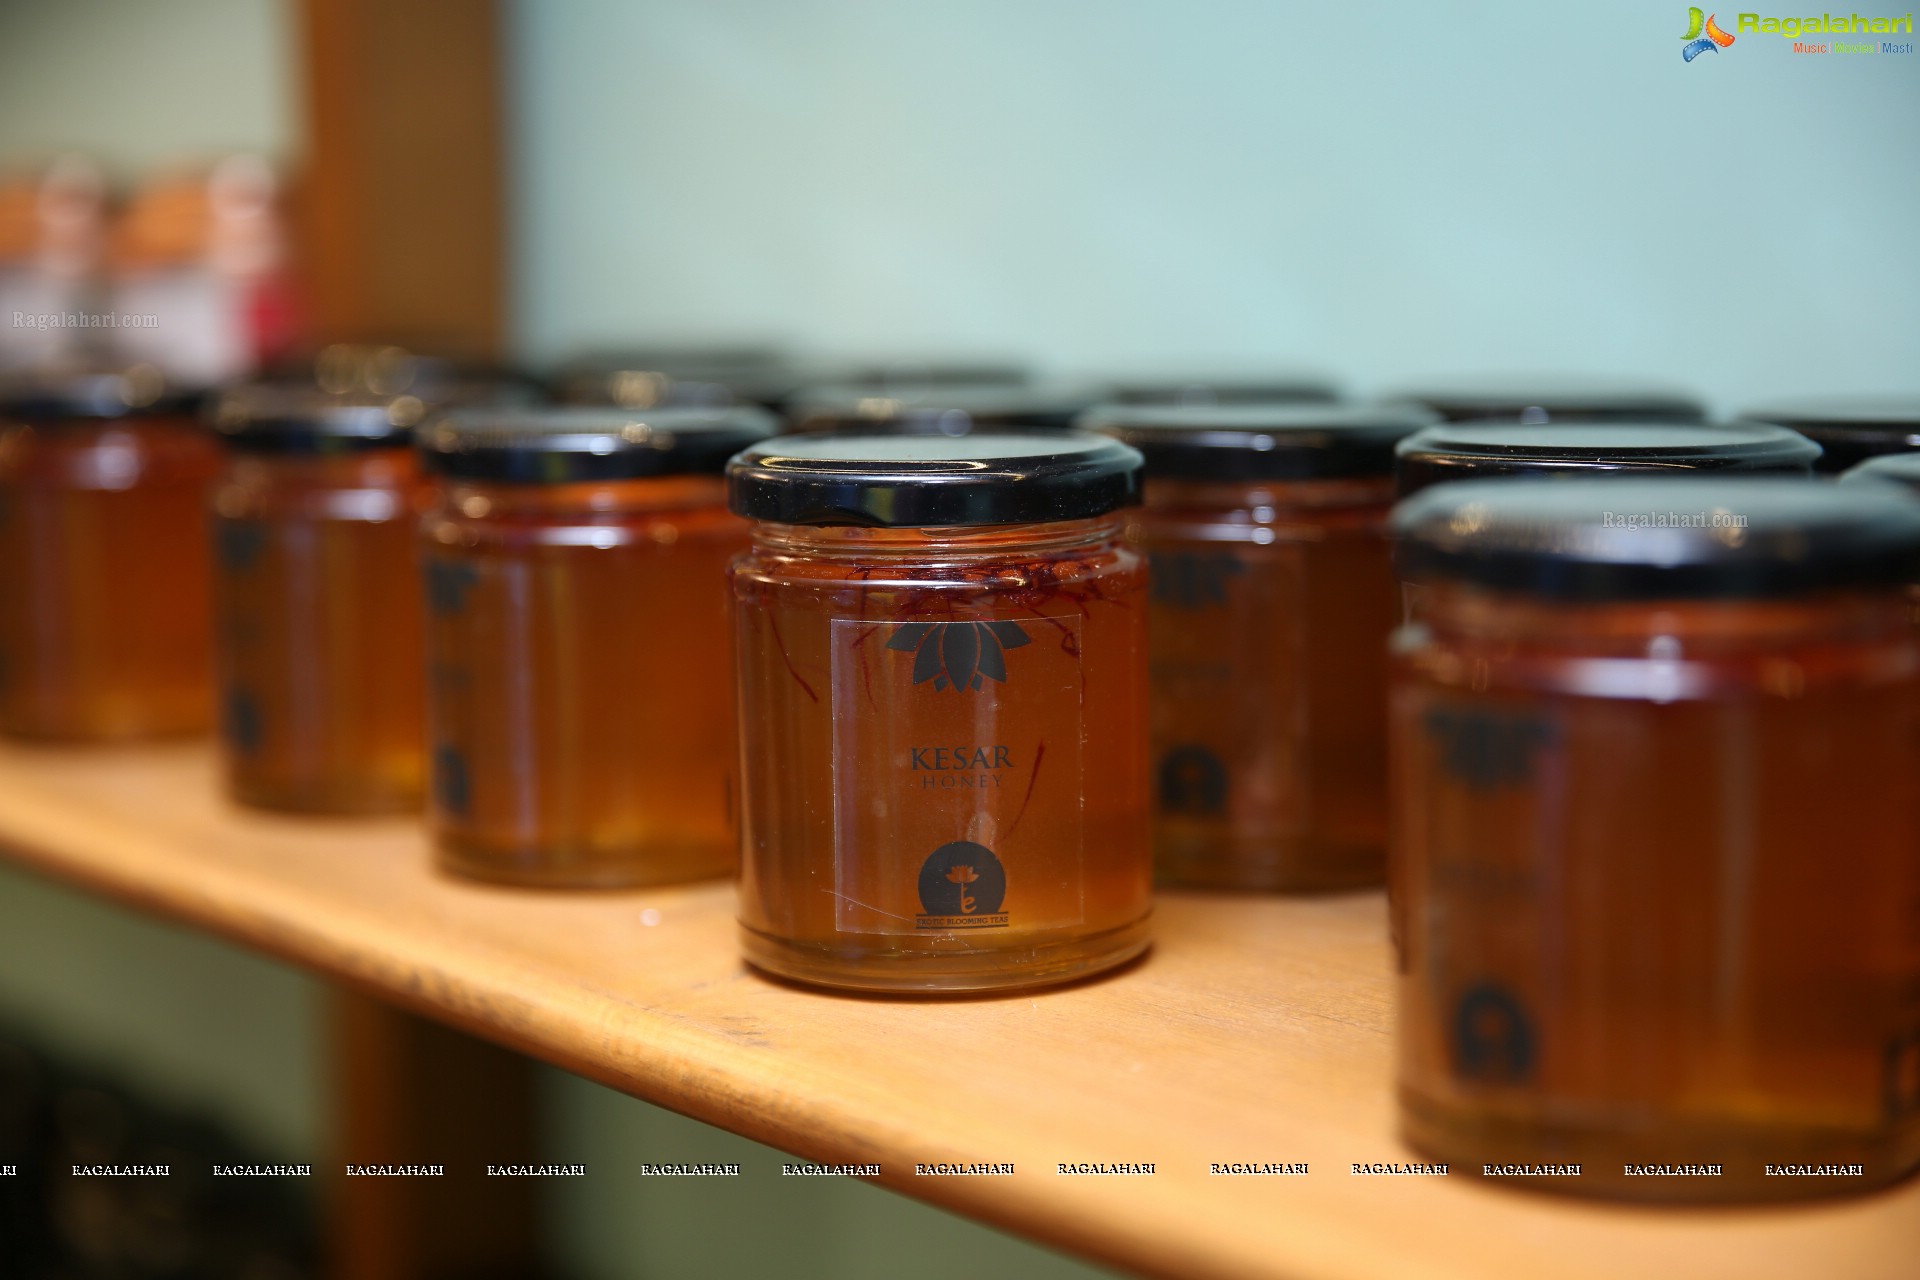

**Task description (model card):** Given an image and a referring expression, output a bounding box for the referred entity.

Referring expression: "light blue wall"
[510,0,1920,411]
[0,0,293,175]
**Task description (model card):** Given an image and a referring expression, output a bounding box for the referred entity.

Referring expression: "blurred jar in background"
[1741,395,1920,474]
[798,355,1032,394]
[420,405,776,887]
[552,345,796,411]
[210,386,431,813]
[1842,453,1920,634]
[1087,402,1436,891]
[264,342,542,408]
[0,156,108,373]
[108,156,302,387]
[1389,375,1704,424]
[784,382,1092,435]
[0,367,219,739]
[1390,478,1920,1200]
[1393,420,1822,496]
[728,433,1151,992]
[1096,369,1339,407]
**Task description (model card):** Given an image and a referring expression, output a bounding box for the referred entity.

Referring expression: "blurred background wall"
[512,0,1920,407]
[0,0,293,173]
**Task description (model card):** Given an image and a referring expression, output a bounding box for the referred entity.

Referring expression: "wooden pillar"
[296,0,508,355]
[329,992,543,1280]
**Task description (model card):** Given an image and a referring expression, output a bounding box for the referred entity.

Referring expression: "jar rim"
[728,430,1141,528]
[1393,475,1920,602]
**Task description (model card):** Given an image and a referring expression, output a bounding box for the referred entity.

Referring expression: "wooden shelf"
[0,742,1909,1280]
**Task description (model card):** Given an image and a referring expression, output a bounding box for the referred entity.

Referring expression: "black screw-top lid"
[0,365,203,420]
[422,406,780,484]
[212,384,427,454]
[1840,451,1920,496]
[1394,421,1820,496]
[1389,375,1705,424]
[784,383,1096,435]
[1394,476,1920,602]
[1098,371,1339,407]
[1081,402,1437,481]
[1740,396,1920,474]
[727,431,1143,528]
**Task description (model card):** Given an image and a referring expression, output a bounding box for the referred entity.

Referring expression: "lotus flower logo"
[1681,7,1736,59]
[945,864,980,914]
[917,840,1008,925]
[886,620,1032,692]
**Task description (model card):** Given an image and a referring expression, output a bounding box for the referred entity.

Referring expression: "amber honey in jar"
[783,382,1093,435]
[1742,395,1920,473]
[728,432,1152,992]
[0,368,220,739]
[1389,375,1705,424]
[420,406,777,887]
[1085,402,1437,891]
[210,386,431,812]
[1394,420,1821,496]
[1391,477,1920,1200]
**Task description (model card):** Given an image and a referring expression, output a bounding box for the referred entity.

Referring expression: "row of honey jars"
[1390,476,1920,1198]
[1080,404,1823,894]
[211,388,777,885]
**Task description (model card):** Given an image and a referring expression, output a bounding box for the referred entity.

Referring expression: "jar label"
[828,615,1086,936]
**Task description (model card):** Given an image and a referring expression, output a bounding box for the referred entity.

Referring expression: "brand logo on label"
[1452,983,1536,1084]
[887,620,1031,692]
[1150,552,1245,610]
[1682,7,1738,59]
[426,561,479,615]
[916,840,1009,929]
[224,687,263,755]
[1888,1027,1920,1120]
[434,744,472,817]
[216,520,267,572]
[1159,745,1229,816]
[1424,708,1556,790]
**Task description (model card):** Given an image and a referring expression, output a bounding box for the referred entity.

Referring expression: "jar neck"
[749,514,1125,560]
[1414,580,1913,653]
[438,472,726,518]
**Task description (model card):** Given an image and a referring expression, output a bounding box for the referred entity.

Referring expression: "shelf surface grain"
[0,741,1911,1280]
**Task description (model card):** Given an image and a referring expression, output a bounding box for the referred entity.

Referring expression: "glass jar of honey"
[420,406,777,887]
[0,369,220,740]
[784,383,1093,435]
[1742,395,1920,473]
[728,432,1151,992]
[1391,477,1920,1200]
[1085,402,1437,891]
[1390,376,1705,424]
[1394,421,1820,495]
[209,386,431,812]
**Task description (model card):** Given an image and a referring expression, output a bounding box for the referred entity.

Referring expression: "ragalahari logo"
[1682,7,1738,58]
